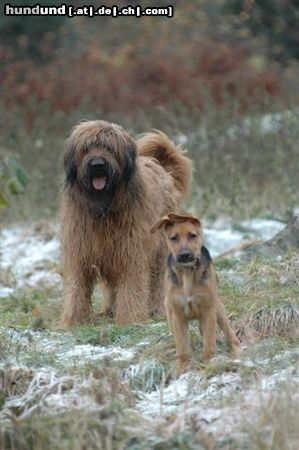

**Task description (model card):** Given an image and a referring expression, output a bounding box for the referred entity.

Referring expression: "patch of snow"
[3,328,136,368]
[0,224,61,295]
[61,344,135,364]
[1,227,59,276]
[0,286,14,297]
[204,228,245,257]
[1,327,137,422]
[135,340,151,347]
[204,218,285,257]
[136,347,299,425]
[137,371,242,416]
[1,366,101,420]
[241,218,285,241]
[135,352,298,447]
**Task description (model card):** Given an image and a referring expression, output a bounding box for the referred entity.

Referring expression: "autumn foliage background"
[1,0,299,221]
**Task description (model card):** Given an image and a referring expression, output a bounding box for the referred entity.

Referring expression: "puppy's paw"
[230,343,242,359]
[175,358,193,377]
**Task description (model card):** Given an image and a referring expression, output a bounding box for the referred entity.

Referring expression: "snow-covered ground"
[0,218,285,297]
[1,325,298,446]
[0,217,298,448]
[205,218,284,256]
[136,350,299,419]
[3,327,136,368]
[0,223,61,297]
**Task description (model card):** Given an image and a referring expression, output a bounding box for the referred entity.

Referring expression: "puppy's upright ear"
[63,139,77,186]
[151,215,173,233]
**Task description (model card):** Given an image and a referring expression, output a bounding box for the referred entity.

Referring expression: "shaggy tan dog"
[59,121,192,327]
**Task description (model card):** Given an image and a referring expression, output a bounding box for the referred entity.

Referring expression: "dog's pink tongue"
[93,176,107,190]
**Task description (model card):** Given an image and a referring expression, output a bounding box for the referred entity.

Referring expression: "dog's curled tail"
[137,131,193,198]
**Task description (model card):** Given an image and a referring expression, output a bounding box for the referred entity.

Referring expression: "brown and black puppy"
[151,212,241,373]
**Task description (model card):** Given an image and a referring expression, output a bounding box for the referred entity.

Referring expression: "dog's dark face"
[63,120,137,215]
[151,212,203,267]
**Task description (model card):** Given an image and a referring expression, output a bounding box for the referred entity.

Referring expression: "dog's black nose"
[91,159,105,169]
[177,250,194,263]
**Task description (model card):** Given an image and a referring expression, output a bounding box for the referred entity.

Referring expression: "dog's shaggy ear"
[167,212,201,226]
[151,215,173,233]
[123,143,137,184]
[63,141,77,186]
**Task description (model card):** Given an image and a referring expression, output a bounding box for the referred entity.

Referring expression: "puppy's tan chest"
[174,293,202,318]
[171,273,208,318]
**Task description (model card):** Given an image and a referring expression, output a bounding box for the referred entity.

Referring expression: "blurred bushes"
[1,0,299,221]
[0,154,29,208]
[3,0,297,126]
[2,37,281,124]
[226,0,299,62]
[0,0,65,61]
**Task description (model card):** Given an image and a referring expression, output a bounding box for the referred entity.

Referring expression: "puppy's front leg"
[165,299,174,335]
[170,310,192,373]
[216,297,241,357]
[201,307,217,361]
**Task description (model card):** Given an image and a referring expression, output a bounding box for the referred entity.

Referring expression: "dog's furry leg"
[114,267,150,324]
[201,308,217,361]
[60,266,94,328]
[216,298,241,357]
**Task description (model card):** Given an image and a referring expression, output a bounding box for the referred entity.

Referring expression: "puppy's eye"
[188,233,198,240]
[169,234,179,242]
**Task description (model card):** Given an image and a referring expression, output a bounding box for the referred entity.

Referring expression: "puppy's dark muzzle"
[177,250,194,264]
